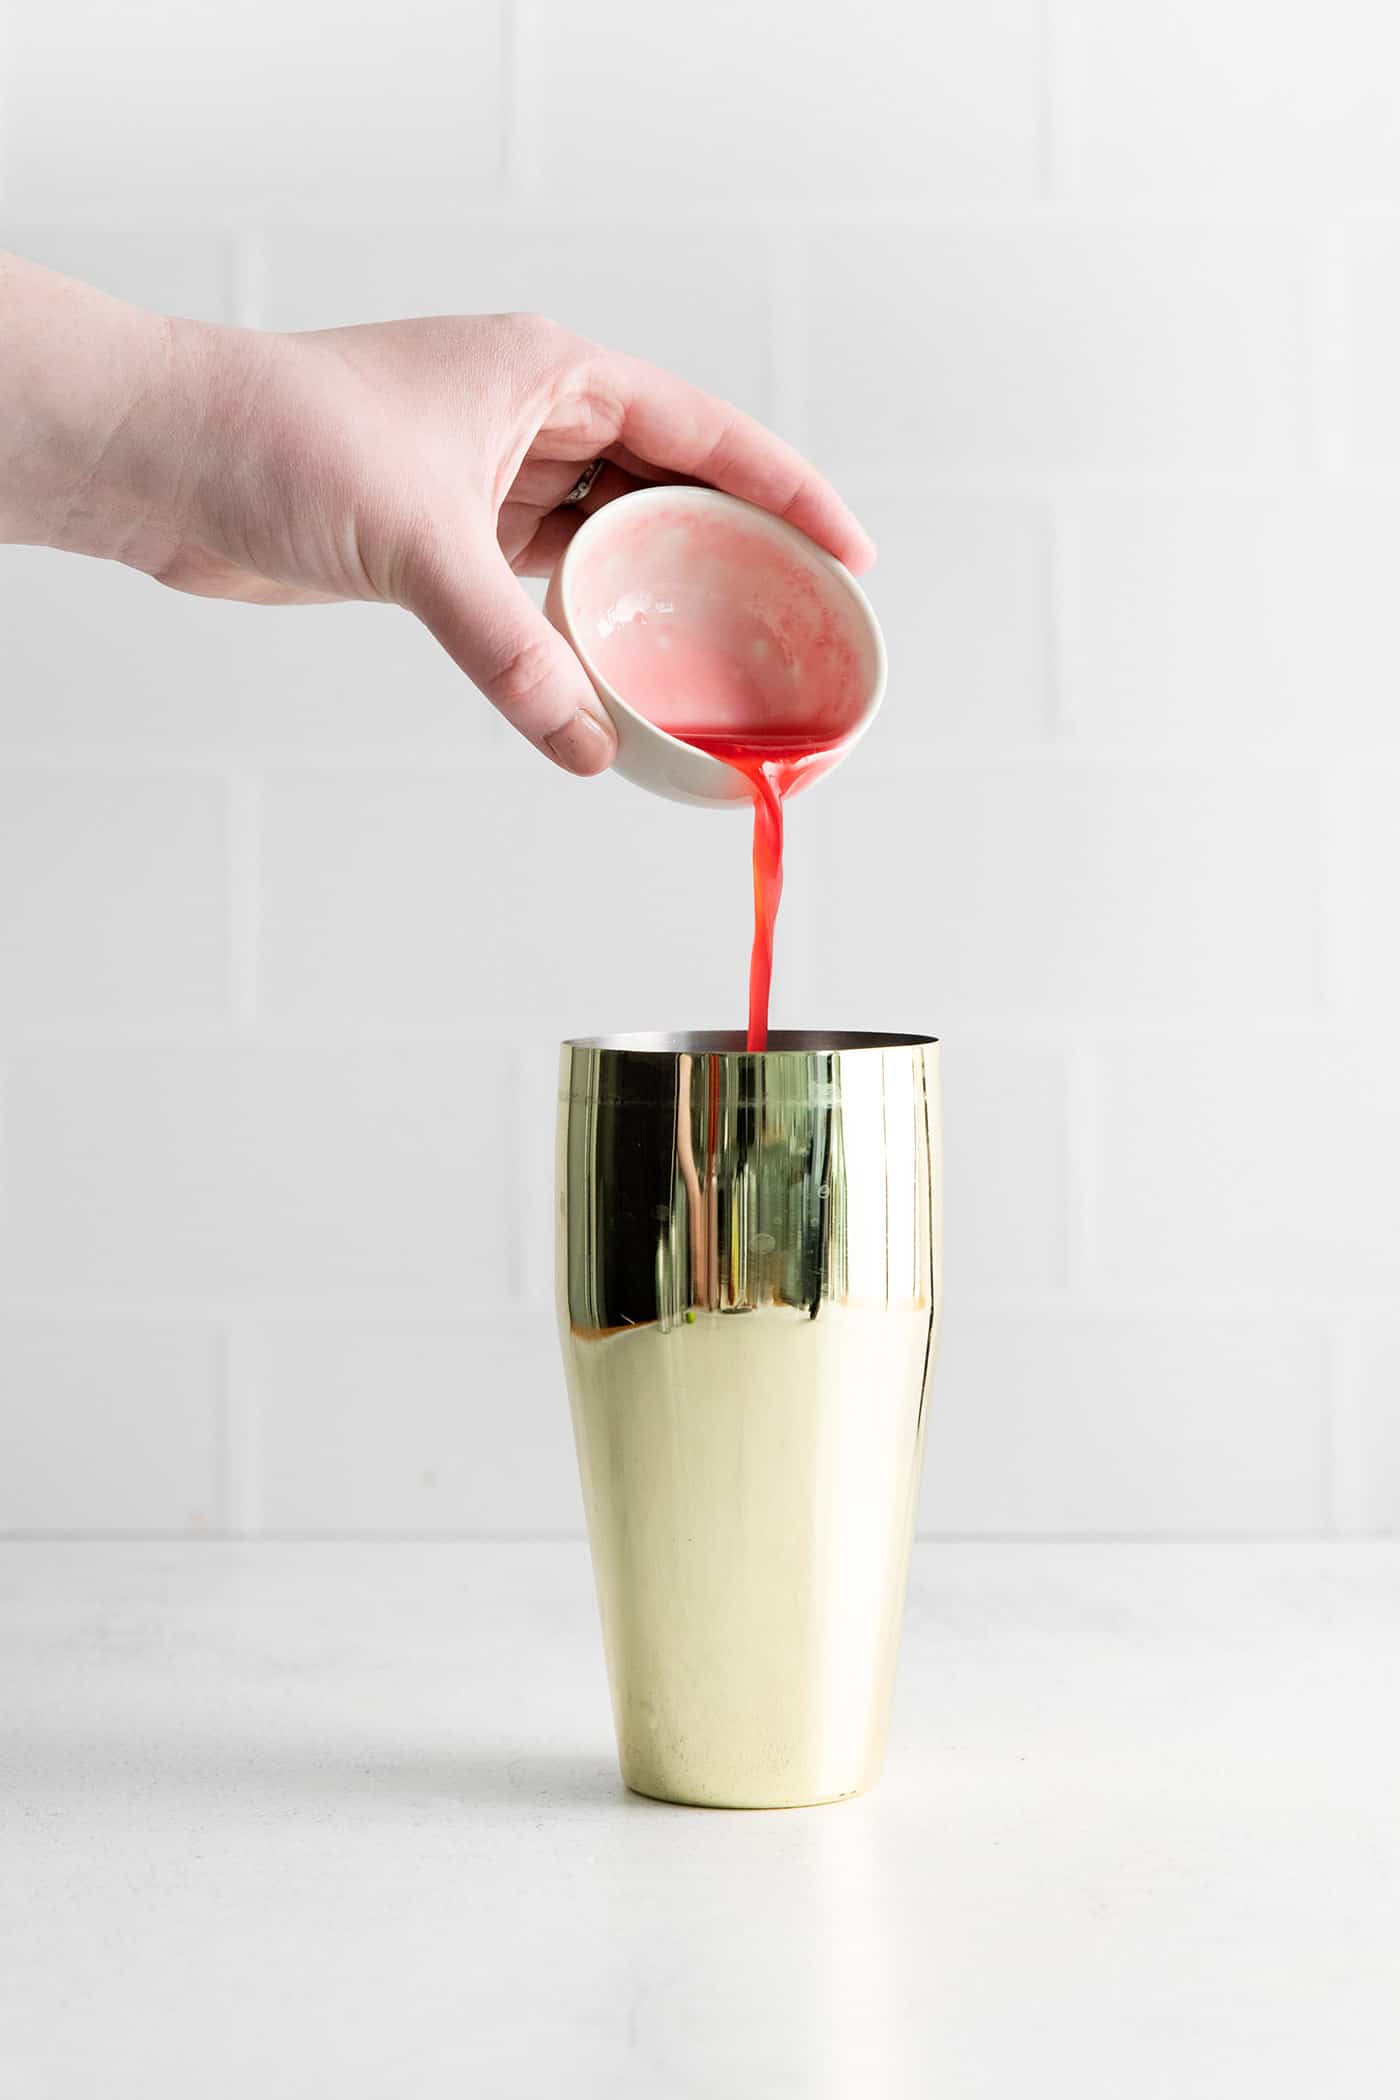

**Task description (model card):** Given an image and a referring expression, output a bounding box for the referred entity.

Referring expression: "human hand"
[141,311,875,774]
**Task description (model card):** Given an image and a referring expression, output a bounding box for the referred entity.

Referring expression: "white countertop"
[2,1542,1397,2097]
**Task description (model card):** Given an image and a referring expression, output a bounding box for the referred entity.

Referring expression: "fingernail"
[543,709,616,776]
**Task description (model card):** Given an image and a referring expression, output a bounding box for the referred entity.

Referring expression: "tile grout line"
[226,773,261,1030]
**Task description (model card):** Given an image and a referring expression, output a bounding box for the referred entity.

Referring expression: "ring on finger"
[560,458,605,507]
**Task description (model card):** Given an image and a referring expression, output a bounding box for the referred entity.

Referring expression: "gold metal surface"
[557,1032,942,1809]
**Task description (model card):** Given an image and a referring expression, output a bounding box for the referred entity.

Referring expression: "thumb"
[408,531,617,776]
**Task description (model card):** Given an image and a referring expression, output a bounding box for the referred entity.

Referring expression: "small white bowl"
[545,485,886,809]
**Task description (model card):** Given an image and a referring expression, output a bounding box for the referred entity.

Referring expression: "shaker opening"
[564,1030,938,1055]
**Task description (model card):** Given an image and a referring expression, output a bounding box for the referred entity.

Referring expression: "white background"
[2,0,1398,1539]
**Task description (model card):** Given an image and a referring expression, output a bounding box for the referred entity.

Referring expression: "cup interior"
[561,492,882,752]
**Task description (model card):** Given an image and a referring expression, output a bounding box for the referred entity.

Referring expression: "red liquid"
[669,729,845,1052]
[577,515,866,1053]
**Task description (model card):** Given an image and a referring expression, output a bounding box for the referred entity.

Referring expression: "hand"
[137,311,875,774]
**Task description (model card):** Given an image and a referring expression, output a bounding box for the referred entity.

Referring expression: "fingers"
[505,456,641,517]
[407,528,617,776]
[500,459,646,575]
[600,352,877,574]
[602,442,674,486]
[507,458,594,508]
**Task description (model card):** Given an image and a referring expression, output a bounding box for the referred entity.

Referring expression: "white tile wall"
[1339,219,1400,465]
[804,222,1309,470]
[812,762,1326,1022]
[1355,766,1400,1010]
[942,1042,1071,1294]
[821,477,1049,750]
[250,1320,579,1535]
[0,773,228,1022]
[255,764,757,1031]
[256,224,773,415]
[516,0,1043,206]
[2,0,1397,1537]
[1354,1323,1400,1531]
[1062,480,1400,748]
[1,0,504,223]
[0,547,499,759]
[1,1047,515,1298]
[1063,1,1400,201]
[0,227,231,319]
[1095,1034,1400,1296]
[922,1308,1331,1535]
[0,1324,222,1533]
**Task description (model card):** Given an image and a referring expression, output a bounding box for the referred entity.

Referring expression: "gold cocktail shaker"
[557,1032,941,1809]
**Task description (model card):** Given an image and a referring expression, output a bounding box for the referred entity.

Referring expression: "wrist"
[0,254,215,567]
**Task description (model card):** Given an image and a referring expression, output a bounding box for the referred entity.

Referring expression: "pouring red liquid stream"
[667,728,846,1052]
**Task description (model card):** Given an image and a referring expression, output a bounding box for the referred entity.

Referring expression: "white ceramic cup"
[544,485,886,809]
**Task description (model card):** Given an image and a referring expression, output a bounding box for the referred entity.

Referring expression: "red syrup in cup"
[579,508,871,1052]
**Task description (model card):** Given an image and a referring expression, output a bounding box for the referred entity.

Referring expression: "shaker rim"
[561,1030,939,1055]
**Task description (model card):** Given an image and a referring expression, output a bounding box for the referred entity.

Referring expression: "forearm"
[0,251,213,567]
